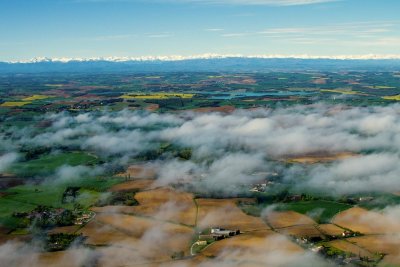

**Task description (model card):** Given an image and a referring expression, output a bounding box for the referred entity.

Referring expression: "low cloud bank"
[2,103,400,195]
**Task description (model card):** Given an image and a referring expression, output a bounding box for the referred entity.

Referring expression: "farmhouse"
[210,227,240,240]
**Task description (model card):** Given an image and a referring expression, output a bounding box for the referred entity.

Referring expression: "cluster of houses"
[249,180,275,193]
[74,211,94,225]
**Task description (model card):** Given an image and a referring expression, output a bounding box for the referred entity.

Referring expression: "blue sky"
[1,0,400,60]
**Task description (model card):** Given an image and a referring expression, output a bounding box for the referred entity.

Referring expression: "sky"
[0,0,400,61]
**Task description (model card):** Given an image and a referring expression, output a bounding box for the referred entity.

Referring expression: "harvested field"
[130,187,197,226]
[196,198,269,232]
[284,152,357,164]
[116,164,157,179]
[190,105,235,113]
[318,224,345,237]
[79,213,195,264]
[277,224,323,238]
[332,207,400,234]
[94,213,194,243]
[109,179,155,192]
[265,211,316,229]
[38,249,97,267]
[93,213,194,263]
[201,232,304,266]
[379,254,400,267]
[327,240,373,258]
[78,219,134,245]
[348,235,400,256]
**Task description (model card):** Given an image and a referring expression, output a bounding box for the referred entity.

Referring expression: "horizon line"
[3,53,400,63]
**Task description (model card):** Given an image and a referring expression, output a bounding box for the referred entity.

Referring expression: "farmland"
[1,71,400,266]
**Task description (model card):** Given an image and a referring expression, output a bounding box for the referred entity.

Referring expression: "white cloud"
[188,0,339,6]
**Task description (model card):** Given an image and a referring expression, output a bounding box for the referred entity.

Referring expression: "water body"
[196,91,317,100]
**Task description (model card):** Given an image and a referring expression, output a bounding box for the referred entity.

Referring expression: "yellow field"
[332,207,400,234]
[0,101,31,107]
[285,152,357,164]
[382,95,400,101]
[196,198,269,232]
[321,89,361,95]
[327,240,373,258]
[44,84,65,87]
[265,211,316,229]
[121,93,194,100]
[375,86,396,89]
[22,94,52,101]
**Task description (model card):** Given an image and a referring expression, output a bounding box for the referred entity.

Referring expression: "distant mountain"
[1,57,400,73]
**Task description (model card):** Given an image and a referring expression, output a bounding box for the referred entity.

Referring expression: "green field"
[0,176,122,228]
[278,200,353,223]
[10,152,99,177]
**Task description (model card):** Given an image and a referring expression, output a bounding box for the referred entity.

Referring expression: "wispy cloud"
[219,20,400,47]
[205,28,224,32]
[179,0,340,6]
[72,0,340,6]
